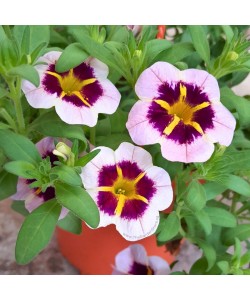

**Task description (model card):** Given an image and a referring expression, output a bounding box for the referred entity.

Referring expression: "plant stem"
[8,77,25,134]
[89,126,96,146]
[0,108,18,132]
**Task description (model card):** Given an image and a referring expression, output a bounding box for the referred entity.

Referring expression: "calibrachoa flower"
[126,62,236,163]
[80,142,173,241]
[126,25,142,36]
[22,51,121,126]
[12,137,68,219]
[112,244,170,275]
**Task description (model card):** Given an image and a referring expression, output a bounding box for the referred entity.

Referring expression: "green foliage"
[0,170,17,200]
[57,212,82,235]
[0,130,41,164]
[157,212,180,242]
[188,26,210,65]
[185,180,206,212]
[8,64,39,87]
[75,149,101,167]
[55,182,100,228]
[15,199,61,264]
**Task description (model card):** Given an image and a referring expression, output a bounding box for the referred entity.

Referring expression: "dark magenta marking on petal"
[157,81,179,105]
[147,81,215,144]
[97,161,156,220]
[147,101,172,135]
[98,165,118,187]
[129,262,154,275]
[42,62,103,108]
[97,191,117,216]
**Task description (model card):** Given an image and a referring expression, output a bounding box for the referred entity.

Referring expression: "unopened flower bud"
[53,142,74,166]
[227,51,239,61]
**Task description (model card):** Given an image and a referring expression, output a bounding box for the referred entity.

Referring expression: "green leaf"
[221,175,250,197]
[144,39,172,65]
[0,170,18,200]
[55,43,89,73]
[0,130,41,164]
[57,211,82,235]
[95,133,132,150]
[13,25,50,53]
[240,250,250,267]
[222,224,250,246]
[157,212,180,242]
[31,111,87,143]
[8,64,39,87]
[221,86,250,128]
[75,149,101,167]
[51,165,82,187]
[11,201,29,216]
[204,207,237,228]
[188,26,210,64]
[232,238,242,265]
[4,160,36,179]
[0,86,8,99]
[217,261,230,274]
[221,25,234,42]
[15,199,61,264]
[203,182,227,200]
[197,239,216,271]
[55,182,100,228]
[185,180,206,212]
[155,42,194,64]
[194,210,212,235]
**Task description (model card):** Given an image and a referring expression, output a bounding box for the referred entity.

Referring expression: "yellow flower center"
[155,84,210,136]
[98,165,148,216]
[46,68,96,107]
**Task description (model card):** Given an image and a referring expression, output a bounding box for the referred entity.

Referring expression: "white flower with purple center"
[112,244,170,275]
[22,51,121,126]
[12,137,68,219]
[80,142,173,241]
[126,62,236,163]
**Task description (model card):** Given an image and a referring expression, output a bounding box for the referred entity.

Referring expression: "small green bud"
[227,51,239,61]
[53,142,75,166]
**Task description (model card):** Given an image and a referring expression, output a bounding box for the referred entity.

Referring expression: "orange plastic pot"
[57,223,175,275]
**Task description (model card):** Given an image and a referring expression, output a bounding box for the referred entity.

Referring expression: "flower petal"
[114,245,134,274]
[114,142,153,171]
[92,79,121,115]
[55,100,98,126]
[129,244,148,265]
[135,62,180,100]
[182,69,220,102]
[148,256,170,275]
[207,103,236,146]
[37,51,61,65]
[80,147,116,189]
[161,136,215,163]
[115,206,160,241]
[36,137,55,156]
[88,58,109,79]
[145,166,173,211]
[126,101,162,145]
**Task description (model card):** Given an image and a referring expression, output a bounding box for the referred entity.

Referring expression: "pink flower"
[126,62,236,163]
[80,142,173,241]
[22,51,121,126]
[126,25,142,36]
[12,137,68,219]
[112,244,170,275]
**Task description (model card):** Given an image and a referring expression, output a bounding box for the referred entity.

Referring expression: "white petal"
[182,69,220,102]
[126,101,162,145]
[160,136,215,163]
[115,206,160,241]
[146,166,173,211]
[80,146,115,189]
[88,58,109,79]
[114,246,134,274]
[148,256,170,275]
[129,244,148,265]
[92,79,121,115]
[207,103,236,146]
[135,62,180,100]
[55,100,98,126]
[114,142,153,171]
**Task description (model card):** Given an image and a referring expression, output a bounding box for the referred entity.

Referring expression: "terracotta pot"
[57,223,175,275]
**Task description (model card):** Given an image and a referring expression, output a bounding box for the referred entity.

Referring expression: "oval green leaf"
[4,160,36,179]
[57,212,82,235]
[204,207,237,228]
[55,182,100,228]
[0,130,41,164]
[8,64,40,87]
[15,199,61,264]
[185,180,206,212]
[0,170,18,200]
[157,212,180,242]
[56,43,89,73]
